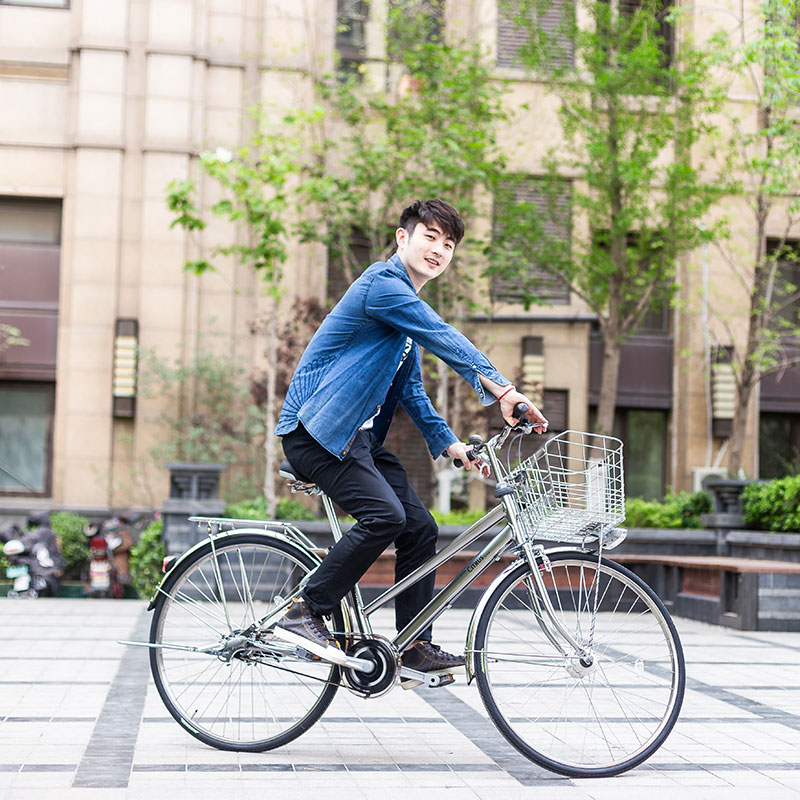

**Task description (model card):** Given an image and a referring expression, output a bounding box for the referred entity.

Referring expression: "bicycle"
[130,408,685,778]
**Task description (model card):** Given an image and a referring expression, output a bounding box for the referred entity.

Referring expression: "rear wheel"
[475,552,685,777]
[150,533,343,751]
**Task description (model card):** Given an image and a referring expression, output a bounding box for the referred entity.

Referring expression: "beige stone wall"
[0,0,786,511]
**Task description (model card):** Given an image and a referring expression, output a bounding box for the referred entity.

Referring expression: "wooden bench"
[360,550,800,631]
[612,554,800,631]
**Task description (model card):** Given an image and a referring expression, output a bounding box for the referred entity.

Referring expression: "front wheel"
[474,552,685,777]
[149,533,343,752]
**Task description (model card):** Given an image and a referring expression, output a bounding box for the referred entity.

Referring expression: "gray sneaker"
[273,597,346,665]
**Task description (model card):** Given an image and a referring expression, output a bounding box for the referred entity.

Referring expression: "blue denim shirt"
[275,254,511,459]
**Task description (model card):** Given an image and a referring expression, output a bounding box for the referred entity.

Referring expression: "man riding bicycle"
[274,198,548,677]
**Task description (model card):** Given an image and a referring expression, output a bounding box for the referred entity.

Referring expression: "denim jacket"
[275,254,511,459]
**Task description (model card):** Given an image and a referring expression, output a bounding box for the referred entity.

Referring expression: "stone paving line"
[2,598,800,799]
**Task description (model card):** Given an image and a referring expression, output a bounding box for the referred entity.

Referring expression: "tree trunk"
[263,297,278,517]
[728,373,753,477]
[595,332,622,436]
[729,192,768,477]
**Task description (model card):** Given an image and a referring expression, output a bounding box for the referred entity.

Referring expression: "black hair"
[398,199,465,244]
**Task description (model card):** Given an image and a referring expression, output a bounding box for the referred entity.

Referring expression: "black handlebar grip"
[513,402,529,420]
[453,447,479,469]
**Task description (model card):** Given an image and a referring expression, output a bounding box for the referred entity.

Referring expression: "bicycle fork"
[520,541,594,663]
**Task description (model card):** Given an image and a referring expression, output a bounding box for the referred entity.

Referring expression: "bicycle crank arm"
[245,639,375,673]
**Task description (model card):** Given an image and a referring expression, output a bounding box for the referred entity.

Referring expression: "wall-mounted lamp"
[522,336,545,407]
[711,345,735,438]
[113,318,138,418]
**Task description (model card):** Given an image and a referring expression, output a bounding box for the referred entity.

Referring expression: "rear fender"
[147,525,322,611]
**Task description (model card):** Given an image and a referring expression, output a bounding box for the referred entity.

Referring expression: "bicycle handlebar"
[453,403,531,468]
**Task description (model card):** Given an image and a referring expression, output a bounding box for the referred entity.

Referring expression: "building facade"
[0,0,797,514]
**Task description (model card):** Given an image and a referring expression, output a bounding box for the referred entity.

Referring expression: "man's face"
[395,221,456,291]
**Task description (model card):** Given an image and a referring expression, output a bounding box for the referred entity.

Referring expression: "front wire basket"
[506,430,625,545]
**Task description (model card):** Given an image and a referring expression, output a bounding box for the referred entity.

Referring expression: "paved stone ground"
[2,597,800,799]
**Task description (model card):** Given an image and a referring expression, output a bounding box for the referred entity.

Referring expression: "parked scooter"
[0,512,63,598]
[82,516,132,598]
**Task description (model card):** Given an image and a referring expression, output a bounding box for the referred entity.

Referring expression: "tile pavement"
[2,597,800,798]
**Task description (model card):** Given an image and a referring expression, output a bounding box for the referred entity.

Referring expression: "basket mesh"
[506,430,625,544]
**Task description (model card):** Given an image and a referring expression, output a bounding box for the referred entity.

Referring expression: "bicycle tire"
[474,552,685,777]
[149,532,343,752]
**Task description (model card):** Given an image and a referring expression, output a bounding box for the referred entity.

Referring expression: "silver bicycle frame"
[322,435,592,661]
[356,504,511,651]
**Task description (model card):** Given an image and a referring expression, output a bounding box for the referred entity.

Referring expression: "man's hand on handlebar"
[445,442,491,478]
[499,388,548,433]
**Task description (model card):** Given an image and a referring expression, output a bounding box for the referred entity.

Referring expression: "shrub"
[129,519,166,600]
[624,491,712,529]
[742,475,800,532]
[225,496,318,521]
[430,509,485,527]
[51,512,90,580]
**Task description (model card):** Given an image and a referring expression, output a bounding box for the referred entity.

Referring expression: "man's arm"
[478,376,549,432]
[365,275,508,405]
[400,353,490,475]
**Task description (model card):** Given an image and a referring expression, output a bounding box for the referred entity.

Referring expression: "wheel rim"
[153,542,337,748]
[480,557,683,773]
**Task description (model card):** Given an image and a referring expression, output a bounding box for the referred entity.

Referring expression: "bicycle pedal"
[399,667,455,690]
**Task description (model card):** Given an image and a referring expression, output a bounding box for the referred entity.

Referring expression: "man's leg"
[281,425,407,616]
[369,439,466,677]
[369,442,438,640]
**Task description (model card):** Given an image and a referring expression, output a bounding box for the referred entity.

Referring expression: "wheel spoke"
[150,536,340,751]
[476,554,684,777]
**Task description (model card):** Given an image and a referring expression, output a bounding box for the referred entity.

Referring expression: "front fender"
[464,545,591,682]
[146,525,322,611]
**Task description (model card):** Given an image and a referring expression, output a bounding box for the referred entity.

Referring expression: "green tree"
[140,347,267,501]
[165,122,301,514]
[489,0,729,436]
[296,5,508,505]
[709,0,800,476]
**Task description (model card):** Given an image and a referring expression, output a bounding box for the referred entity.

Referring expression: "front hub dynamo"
[343,637,399,697]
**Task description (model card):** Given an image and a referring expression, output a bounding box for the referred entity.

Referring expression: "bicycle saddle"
[278,459,312,483]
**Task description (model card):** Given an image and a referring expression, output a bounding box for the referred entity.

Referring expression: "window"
[543,389,568,432]
[598,0,675,75]
[591,406,666,499]
[497,0,575,69]
[0,384,53,494]
[492,178,571,305]
[0,197,61,244]
[760,413,800,479]
[389,0,444,50]
[592,229,671,335]
[765,239,800,330]
[336,0,369,76]
[0,197,61,496]
[327,229,371,304]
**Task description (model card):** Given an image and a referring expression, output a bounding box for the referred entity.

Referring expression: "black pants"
[282,424,438,641]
